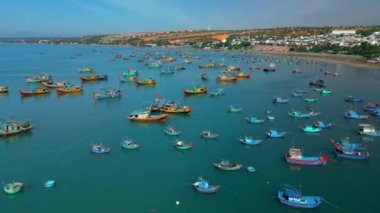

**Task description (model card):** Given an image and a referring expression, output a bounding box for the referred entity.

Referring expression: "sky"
[0,0,379,37]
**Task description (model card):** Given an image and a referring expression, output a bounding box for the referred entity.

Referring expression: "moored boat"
[4,181,23,194]
[363,103,380,112]
[19,87,50,96]
[273,97,289,104]
[305,97,318,103]
[193,177,220,193]
[121,139,140,150]
[217,74,237,82]
[160,101,192,113]
[345,96,363,103]
[0,86,9,93]
[93,89,121,99]
[128,110,167,122]
[80,74,108,82]
[309,79,326,87]
[201,73,208,80]
[174,140,192,150]
[313,121,332,129]
[300,125,322,133]
[238,136,262,145]
[56,84,82,94]
[288,111,311,118]
[184,86,207,95]
[234,72,251,78]
[200,130,219,139]
[135,78,156,86]
[358,124,380,136]
[43,180,56,188]
[344,110,369,119]
[41,81,67,89]
[0,120,32,136]
[227,105,243,112]
[285,148,328,165]
[246,116,265,124]
[331,138,370,159]
[278,187,323,208]
[213,160,242,171]
[90,144,111,154]
[320,89,332,95]
[164,127,181,136]
[266,130,286,138]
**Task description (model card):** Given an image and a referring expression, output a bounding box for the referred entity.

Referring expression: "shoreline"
[258,51,380,70]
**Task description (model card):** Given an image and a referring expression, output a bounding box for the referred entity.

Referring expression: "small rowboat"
[184,86,207,95]
[238,136,262,145]
[193,177,220,193]
[4,181,23,194]
[19,87,50,96]
[90,144,111,154]
[266,130,286,138]
[246,116,265,124]
[200,130,219,139]
[80,74,108,82]
[285,148,328,165]
[227,105,243,112]
[174,140,192,150]
[164,127,181,136]
[213,160,242,171]
[43,180,56,188]
[121,140,140,150]
[128,110,167,122]
[300,125,322,133]
[278,187,323,208]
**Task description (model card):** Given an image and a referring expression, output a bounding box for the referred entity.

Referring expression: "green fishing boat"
[305,98,318,103]
[320,89,332,95]
[301,125,322,133]
[174,140,192,150]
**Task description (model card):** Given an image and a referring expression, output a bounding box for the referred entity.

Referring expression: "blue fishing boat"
[364,103,380,112]
[213,159,242,171]
[90,144,111,154]
[358,124,380,136]
[278,187,323,208]
[372,110,380,116]
[193,177,220,193]
[246,116,265,124]
[200,130,219,139]
[266,130,287,138]
[164,127,181,136]
[273,97,289,104]
[344,110,369,119]
[331,138,370,159]
[313,121,332,129]
[121,140,140,150]
[291,92,302,97]
[285,148,328,165]
[288,111,311,118]
[122,69,138,77]
[345,96,363,103]
[238,136,262,145]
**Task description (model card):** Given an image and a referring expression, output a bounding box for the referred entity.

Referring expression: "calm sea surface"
[0,44,379,212]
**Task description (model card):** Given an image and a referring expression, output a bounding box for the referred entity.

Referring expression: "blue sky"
[0,0,379,37]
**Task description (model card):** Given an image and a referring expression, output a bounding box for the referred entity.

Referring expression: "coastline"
[259,51,380,70]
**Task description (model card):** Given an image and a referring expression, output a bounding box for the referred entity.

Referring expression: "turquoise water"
[0,44,380,212]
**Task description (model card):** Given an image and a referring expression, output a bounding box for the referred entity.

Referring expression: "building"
[331,30,356,35]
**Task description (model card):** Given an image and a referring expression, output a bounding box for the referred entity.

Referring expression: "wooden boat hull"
[183,89,207,95]
[0,125,32,136]
[56,88,82,93]
[135,80,156,86]
[80,75,108,82]
[19,89,50,96]
[128,114,167,122]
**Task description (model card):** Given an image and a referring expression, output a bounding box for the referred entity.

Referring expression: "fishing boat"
[238,136,262,145]
[160,101,192,113]
[209,88,224,96]
[273,97,289,104]
[0,86,9,93]
[320,89,332,95]
[309,79,326,87]
[305,97,318,103]
[344,110,369,119]
[363,103,380,112]
[285,148,328,165]
[292,69,302,74]
[90,144,111,154]
[56,84,82,94]
[266,130,287,138]
[217,74,237,82]
[4,181,23,194]
[234,72,251,78]
[373,110,380,116]
[128,110,167,122]
[78,67,93,73]
[148,62,162,68]
[263,63,276,72]
[300,125,322,133]
[331,138,370,159]
[199,64,214,69]
[345,96,363,103]
[25,74,52,83]
[160,69,174,75]
[213,160,242,171]
[291,92,302,97]
[183,86,207,95]
[246,116,265,124]
[200,130,219,139]
[358,124,380,136]
[267,115,276,120]
[288,111,311,118]
[325,71,340,76]
[193,177,220,193]
[201,73,208,80]
[135,78,156,86]
[174,140,192,150]
[120,76,137,82]
[175,65,185,70]
[309,111,321,117]
[19,87,50,96]
[164,127,181,136]
[249,66,261,71]
[184,59,192,64]
[313,121,332,129]
[278,187,323,208]
[41,81,67,89]
[93,89,121,99]
[0,120,32,136]
[294,89,307,94]
[227,105,243,112]
[80,74,108,82]
[121,140,140,150]
[122,69,138,77]
[43,180,56,188]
